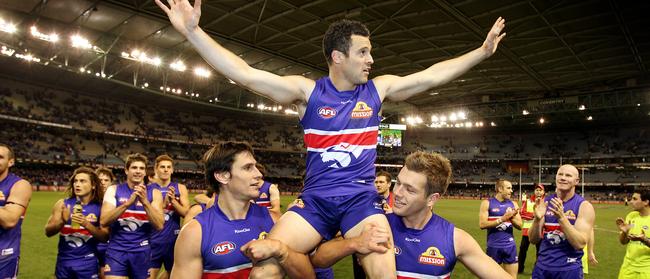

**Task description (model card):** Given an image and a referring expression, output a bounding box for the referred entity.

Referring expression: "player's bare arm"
[170,220,203,279]
[155,0,314,105]
[268,184,282,222]
[510,201,523,230]
[44,199,66,237]
[141,187,164,230]
[479,199,501,229]
[454,228,511,278]
[529,197,546,245]
[549,197,594,250]
[100,185,135,227]
[169,184,190,217]
[310,223,390,268]
[374,17,506,102]
[0,179,31,229]
[241,239,316,279]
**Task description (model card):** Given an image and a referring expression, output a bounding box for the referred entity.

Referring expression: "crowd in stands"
[2,78,650,197]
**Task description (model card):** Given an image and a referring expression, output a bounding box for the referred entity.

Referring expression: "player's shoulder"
[625,211,640,220]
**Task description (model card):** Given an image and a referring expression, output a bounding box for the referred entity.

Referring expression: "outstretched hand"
[155,0,202,37]
[482,17,506,56]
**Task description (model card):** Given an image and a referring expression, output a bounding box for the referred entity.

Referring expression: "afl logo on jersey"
[351,101,373,119]
[318,106,337,119]
[212,241,236,255]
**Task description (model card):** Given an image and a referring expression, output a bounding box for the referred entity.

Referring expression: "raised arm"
[529,197,546,245]
[374,17,506,102]
[141,187,164,231]
[0,179,31,230]
[510,201,523,230]
[155,0,314,105]
[454,228,511,278]
[169,184,191,217]
[548,198,594,250]
[44,199,66,237]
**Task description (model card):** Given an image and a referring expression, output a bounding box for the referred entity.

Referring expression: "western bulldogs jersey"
[57,198,101,262]
[536,193,585,271]
[0,173,24,261]
[300,77,381,197]
[487,197,516,248]
[150,182,181,243]
[108,183,155,252]
[388,213,457,279]
[255,181,272,208]
[196,202,274,278]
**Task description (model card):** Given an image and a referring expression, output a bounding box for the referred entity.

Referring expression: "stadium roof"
[0,0,648,127]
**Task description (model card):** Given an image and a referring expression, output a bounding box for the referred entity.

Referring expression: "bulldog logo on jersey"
[320,142,364,168]
[418,246,446,266]
[212,241,236,255]
[351,101,373,119]
[546,230,566,245]
[318,106,337,119]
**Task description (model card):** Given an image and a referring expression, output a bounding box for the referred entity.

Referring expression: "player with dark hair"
[616,188,650,278]
[45,167,109,279]
[157,1,505,276]
[100,153,164,279]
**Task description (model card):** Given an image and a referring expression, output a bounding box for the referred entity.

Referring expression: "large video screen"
[378,129,402,147]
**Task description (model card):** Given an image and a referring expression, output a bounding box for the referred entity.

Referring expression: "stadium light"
[1,46,15,56]
[490,122,496,127]
[449,113,457,122]
[70,34,92,49]
[194,67,211,78]
[578,105,586,111]
[522,110,530,115]
[0,18,17,34]
[587,116,593,121]
[170,60,186,72]
[539,117,545,124]
[458,111,466,120]
[30,26,59,43]
[122,49,162,66]
[15,53,40,62]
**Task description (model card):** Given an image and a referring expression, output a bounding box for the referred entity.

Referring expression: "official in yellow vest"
[616,188,650,279]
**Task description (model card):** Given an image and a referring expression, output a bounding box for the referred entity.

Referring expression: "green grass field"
[20,192,628,278]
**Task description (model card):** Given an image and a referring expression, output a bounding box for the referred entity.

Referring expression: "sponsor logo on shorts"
[351,101,373,119]
[212,241,237,255]
[418,246,446,266]
[567,257,577,263]
[318,106,337,119]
